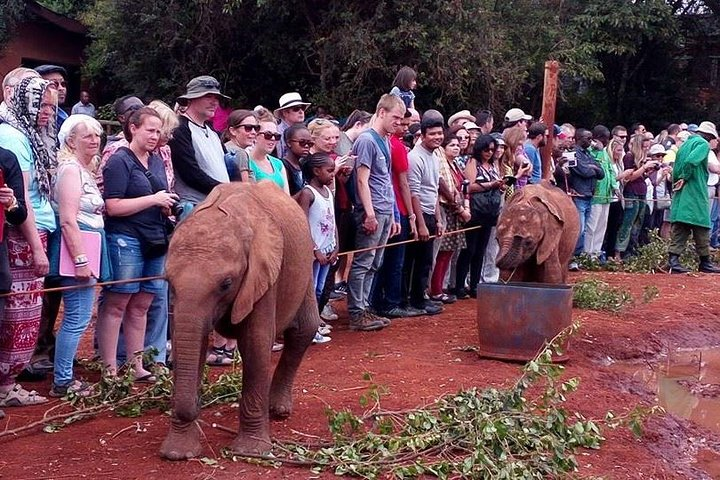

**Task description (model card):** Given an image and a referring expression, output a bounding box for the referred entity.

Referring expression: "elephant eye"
[219,278,233,291]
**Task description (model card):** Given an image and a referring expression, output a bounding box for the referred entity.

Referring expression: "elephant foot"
[160,421,203,460]
[230,432,272,456]
[269,391,293,420]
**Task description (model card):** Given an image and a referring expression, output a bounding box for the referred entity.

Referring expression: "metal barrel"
[476,282,572,362]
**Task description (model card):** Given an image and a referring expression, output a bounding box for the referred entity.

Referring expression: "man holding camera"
[555,129,605,270]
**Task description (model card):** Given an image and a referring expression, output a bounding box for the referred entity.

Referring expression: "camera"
[171,203,184,218]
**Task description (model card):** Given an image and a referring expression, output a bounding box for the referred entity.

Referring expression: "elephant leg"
[160,311,211,460]
[270,288,319,419]
[232,292,276,455]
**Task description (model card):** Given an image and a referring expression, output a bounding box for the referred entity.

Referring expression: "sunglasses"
[483,147,496,152]
[236,124,260,132]
[289,106,305,113]
[259,131,281,141]
[291,139,315,148]
[457,135,470,141]
[50,80,67,88]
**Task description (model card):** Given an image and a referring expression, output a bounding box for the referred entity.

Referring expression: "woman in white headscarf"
[0,76,58,407]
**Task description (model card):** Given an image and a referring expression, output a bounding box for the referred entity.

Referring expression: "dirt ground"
[1,271,720,479]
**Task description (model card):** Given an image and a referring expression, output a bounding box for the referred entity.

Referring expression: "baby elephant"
[160,182,320,460]
[495,181,580,284]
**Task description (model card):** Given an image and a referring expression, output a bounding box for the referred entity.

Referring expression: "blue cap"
[688,123,699,133]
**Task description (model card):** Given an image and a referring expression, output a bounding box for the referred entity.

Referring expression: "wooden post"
[540,60,560,180]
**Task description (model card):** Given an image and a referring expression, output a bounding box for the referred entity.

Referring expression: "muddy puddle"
[620,347,720,477]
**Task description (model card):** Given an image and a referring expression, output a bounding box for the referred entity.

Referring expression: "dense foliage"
[4,1,719,126]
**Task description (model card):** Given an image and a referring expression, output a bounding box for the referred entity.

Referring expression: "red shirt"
[390,135,409,216]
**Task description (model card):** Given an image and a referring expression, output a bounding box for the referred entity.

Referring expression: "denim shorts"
[105,233,166,295]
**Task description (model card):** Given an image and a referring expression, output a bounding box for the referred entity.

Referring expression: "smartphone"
[503,175,517,186]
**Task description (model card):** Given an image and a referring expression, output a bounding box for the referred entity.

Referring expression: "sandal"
[134,373,157,384]
[49,380,94,398]
[0,383,48,407]
[430,293,457,304]
[206,346,232,366]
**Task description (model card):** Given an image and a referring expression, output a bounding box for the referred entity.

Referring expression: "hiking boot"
[700,256,720,273]
[667,254,690,274]
[349,311,386,331]
[367,310,391,326]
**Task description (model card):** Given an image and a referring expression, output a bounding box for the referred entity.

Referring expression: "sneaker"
[413,301,443,316]
[320,304,338,321]
[332,282,348,297]
[381,306,424,318]
[318,323,332,336]
[312,331,332,344]
[454,288,471,300]
[349,311,385,332]
[569,261,580,271]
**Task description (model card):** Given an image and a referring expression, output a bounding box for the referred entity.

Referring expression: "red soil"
[1,271,719,479]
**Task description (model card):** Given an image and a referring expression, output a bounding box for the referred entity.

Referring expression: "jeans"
[53,278,97,387]
[370,215,410,311]
[616,193,643,254]
[404,214,437,307]
[347,211,393,316]
[312,260,331,301]
[106,233,166,295]
[573,197,593,255]
[117,282,169,364]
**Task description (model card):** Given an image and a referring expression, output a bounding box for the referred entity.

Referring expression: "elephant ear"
[229,201,284,324]
[535,196,564,265]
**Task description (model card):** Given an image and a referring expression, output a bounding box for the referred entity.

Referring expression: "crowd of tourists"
[0,64,717,418]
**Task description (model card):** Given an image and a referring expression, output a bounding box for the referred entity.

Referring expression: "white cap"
[504,108,532,123]
[648,144,666,156]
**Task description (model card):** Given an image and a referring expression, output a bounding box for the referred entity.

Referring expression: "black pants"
[602,201,624,256]
[455,218,494,294]
[404,213,436,307]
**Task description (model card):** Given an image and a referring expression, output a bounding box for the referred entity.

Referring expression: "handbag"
[471,165,502,218]
[121,148,174,258]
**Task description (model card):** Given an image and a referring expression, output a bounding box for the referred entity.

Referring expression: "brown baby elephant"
[160,182,320,460]
[495,181,580,284]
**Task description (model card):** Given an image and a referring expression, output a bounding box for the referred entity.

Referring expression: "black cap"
[34,65,67,78]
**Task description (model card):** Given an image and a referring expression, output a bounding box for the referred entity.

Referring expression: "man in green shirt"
[667,121,720,273]
[585,125,618,258]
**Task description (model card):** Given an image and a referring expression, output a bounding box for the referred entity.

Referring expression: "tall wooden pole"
[540,60,560,180]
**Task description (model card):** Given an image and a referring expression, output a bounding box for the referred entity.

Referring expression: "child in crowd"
[390,66,417,110]
[295,153,339,343]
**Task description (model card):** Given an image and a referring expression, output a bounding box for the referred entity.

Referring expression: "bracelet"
[408,213,417,221]
[74,254,88,265]
[74,261,89,268]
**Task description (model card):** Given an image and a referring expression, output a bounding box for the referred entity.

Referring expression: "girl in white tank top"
[296,153,339,344]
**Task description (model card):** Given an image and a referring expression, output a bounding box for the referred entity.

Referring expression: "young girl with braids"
[295,153,339,344]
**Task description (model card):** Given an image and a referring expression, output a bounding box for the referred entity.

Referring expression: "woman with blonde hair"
[49,115,107,396]
[501,127,532,197]
[602,138,627,256]
[613,134,658,260]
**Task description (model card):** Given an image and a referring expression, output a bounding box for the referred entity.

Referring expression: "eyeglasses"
[259,131,281,141]
[50,80,67,88]
[236,124,260,132]
[457,135,469,141]
[291,139,315,148]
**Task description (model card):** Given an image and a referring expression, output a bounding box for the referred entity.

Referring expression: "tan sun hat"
[696,121,719,139]
[447,110,476,127]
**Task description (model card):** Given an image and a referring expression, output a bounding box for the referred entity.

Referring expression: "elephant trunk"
[170,309,210,426]
[496,235,523,269]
